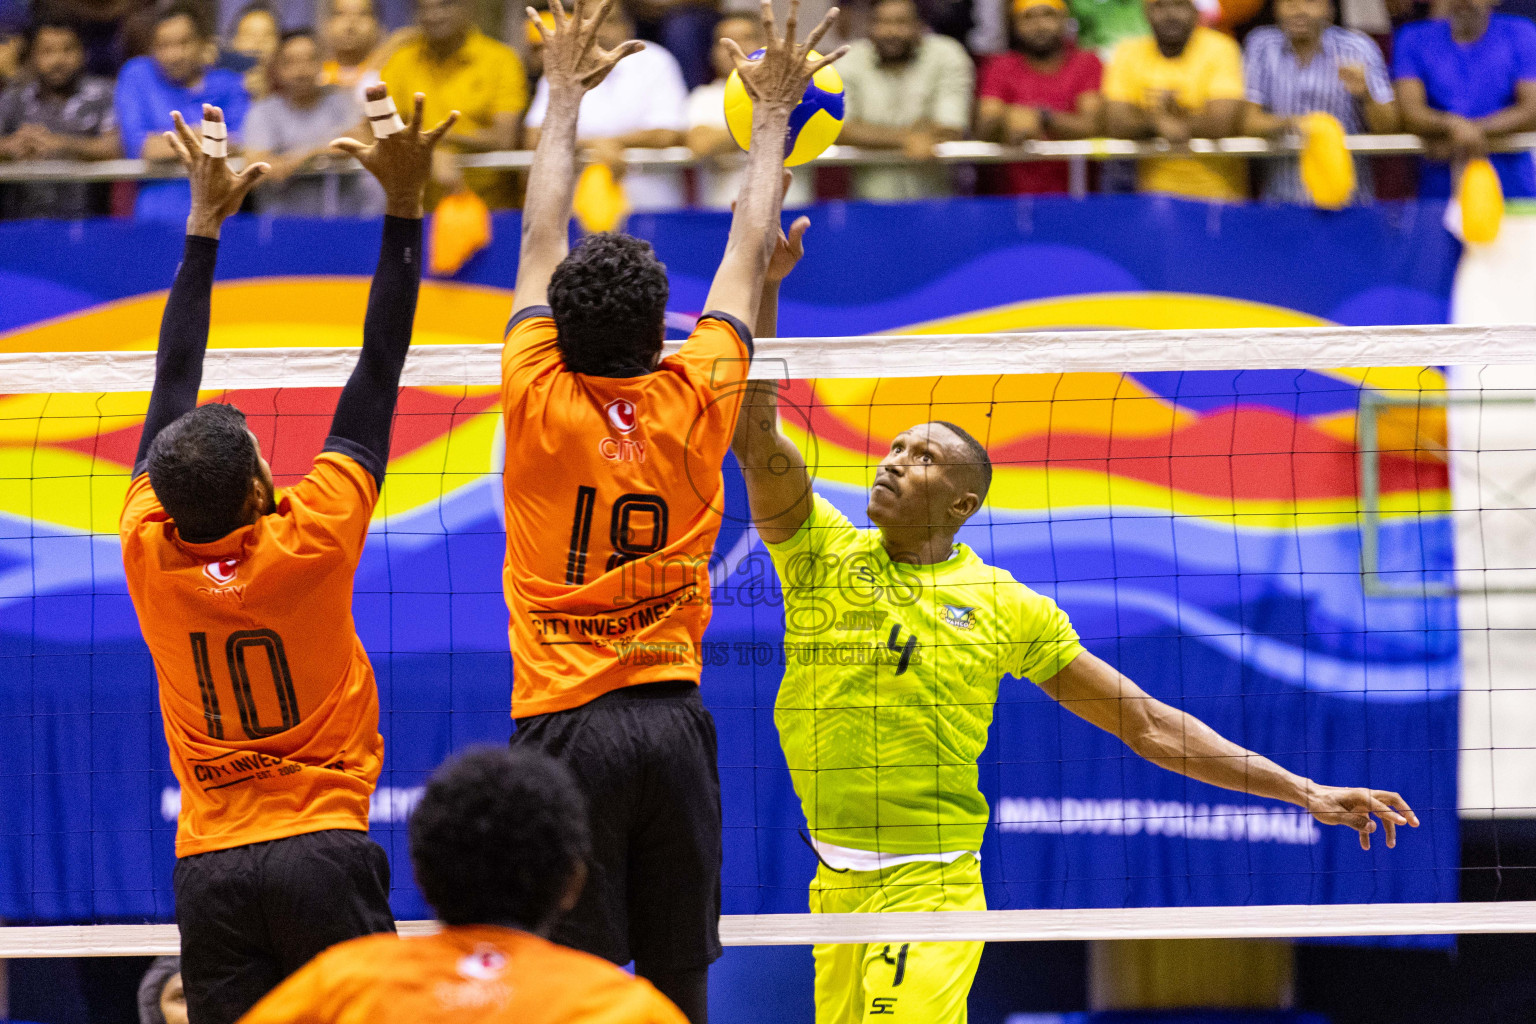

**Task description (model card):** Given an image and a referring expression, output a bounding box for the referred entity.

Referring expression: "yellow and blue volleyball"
[724,49,844,167]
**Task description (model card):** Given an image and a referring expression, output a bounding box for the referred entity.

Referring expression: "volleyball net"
[3,323,1536,953]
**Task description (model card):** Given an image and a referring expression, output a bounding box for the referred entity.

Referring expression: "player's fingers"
[807,44,850,73]
[784,0,799,47]
[759,0,777,43]
[425,110,461,145]
[803,4,838,52]
[170,110,200,154]
[608,39,645,62]
[549,0,569,28]
[1383,817,1397,848]
[720,37,751,71]
[329,136,369,157]
[364,81,389,103]
[203,103,224,126]
[526,6,548,41]
[1367,795,1409,826]
[1359,827,1370,851]
[165,129,193,166]
[1377,790,1419,827]
[409,92,426,134]
[787,215,810,254]
[236,160,270,188]
[590,0,617,31]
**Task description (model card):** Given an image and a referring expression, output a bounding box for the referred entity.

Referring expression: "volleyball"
[723,49,845,167]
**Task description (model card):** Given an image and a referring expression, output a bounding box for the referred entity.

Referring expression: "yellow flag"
[573,163,631,235]
[429,190,493,277]
[1298,112,1355,210]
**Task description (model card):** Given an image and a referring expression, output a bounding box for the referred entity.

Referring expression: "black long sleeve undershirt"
[323,215,423,485]
[134,235,220,476]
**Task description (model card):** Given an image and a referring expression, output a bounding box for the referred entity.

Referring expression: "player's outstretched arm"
[702,0,847,327]
[731,204,813,544]
[512,0,644,313]
[1038,650,1421,850]
[324,87,458,483]
[132,104,268,475]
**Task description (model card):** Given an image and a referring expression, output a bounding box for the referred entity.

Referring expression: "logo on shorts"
[605,398,638,434]
[941,605,976,630]
[457,945,508,980]
[201,558,239,585]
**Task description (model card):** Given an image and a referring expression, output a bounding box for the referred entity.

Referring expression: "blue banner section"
[0,196,1461,929]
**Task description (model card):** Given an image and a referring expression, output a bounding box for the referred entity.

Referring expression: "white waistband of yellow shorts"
[810,837,978,873]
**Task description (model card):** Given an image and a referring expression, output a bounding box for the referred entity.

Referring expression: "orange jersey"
[236,925,688,1024]
[119,453,384,857]
[500,308,751,717]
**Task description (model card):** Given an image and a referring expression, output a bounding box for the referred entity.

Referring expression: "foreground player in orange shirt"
[497,0,846,1018]
[119,92,456,1024]
[236,746,687,1024]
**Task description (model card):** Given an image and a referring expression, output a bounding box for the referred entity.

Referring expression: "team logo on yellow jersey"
[941,605,976,630]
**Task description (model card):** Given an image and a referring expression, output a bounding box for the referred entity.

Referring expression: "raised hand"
[330,86,459,219]
[723,0,848,119]
[1305,783,1418,850]
[165,105,268,238]
[529,0,645,98]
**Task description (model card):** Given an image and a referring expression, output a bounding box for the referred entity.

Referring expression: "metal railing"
[2,132,1534,185]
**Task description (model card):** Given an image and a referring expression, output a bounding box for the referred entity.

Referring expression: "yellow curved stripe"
[893,292,1333,335]
[0,278,514,354]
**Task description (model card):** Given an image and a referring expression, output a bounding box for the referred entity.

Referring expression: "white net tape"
[6,902,1536,956]
[5,323,1536,392]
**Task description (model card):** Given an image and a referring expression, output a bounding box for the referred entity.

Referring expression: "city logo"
[456,945,508,980]
[940,605,976,630]
[605,398,638,434]
[201,558,239,585]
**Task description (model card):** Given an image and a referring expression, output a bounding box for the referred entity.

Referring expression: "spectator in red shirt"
[976,0,1103,194]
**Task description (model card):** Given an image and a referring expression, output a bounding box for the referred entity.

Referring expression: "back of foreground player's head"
[146,403,265,543]
[410,746,592,932]
[548,232,669,376]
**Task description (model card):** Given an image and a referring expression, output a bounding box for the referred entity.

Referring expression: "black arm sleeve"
[324,215,424,484]
[133,235,220,476]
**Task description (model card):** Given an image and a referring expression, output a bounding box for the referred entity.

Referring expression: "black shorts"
[173,828,395,1024]
[511,681,722,971]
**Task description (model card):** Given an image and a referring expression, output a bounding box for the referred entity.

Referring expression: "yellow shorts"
[809,855,986,1024]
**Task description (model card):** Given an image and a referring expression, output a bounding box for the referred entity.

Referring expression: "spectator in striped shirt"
[1243,0,1396,204]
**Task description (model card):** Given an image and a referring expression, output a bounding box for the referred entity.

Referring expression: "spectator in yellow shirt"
[382,0,526,206]
[1103,0,1248,200]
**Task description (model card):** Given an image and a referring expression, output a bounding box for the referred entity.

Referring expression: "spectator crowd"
[2,0,1536,217]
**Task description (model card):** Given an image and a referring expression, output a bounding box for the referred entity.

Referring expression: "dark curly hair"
[146,403,260,543]
[548,232,669,375]
[410,746,591,930]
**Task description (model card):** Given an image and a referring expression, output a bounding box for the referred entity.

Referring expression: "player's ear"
[949,487,980,525]
[558,860,588,916]
[243,474,271,524]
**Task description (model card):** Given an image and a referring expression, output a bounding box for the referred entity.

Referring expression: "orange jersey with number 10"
[119,453,384,858]
[500,307,752,718]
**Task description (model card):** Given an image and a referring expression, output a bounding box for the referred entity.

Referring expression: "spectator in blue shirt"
[115,1,250,221]
[1393,0,1536,198]
[1244,0,1396,204]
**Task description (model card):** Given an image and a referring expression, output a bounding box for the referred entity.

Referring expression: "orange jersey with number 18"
[119,452,384,858]
[500,307,752,718]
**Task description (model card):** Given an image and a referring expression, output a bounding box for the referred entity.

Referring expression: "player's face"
[867,424,972,531]
[275,35,322,100]
[160,972,189,1024]
[152,14,205,85]
[326,0,380,61]
[712,16,763,80]
[869,0,923,62]
[31,26,85,91]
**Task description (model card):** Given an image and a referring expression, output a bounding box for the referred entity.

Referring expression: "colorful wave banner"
[0,197,1460,926]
